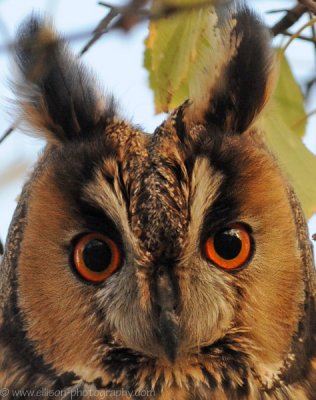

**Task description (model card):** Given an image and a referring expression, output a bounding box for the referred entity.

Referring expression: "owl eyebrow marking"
[200,172,240,236]
[84,169,128,220]
[116,160,130,210]
[196,138,245,238]
[188,156,224,241]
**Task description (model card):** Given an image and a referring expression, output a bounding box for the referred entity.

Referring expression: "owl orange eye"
[204,224,252,270]
[73,233,120,282]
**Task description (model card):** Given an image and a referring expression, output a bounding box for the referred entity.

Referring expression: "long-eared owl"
[0,2,315,399]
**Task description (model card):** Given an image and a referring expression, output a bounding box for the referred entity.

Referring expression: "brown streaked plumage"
[0,4,315,400]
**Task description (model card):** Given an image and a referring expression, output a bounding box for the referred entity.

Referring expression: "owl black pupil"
[83,239,112,272]
[213,230,242,260]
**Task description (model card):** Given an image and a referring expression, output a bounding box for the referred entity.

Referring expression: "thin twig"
[292,108,316,130]
[267,9,292,15]
[0,126,15,145]
[305,76,316,97]
[282,31,316,43]
[80,7,120,55]
[0,28,94,55]
[308,11,316,56]
[282,17,316,53]
[299,0,316,14]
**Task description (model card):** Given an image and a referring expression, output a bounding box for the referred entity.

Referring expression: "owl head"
[0,4,315,399]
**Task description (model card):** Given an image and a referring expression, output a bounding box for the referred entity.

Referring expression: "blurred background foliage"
[0,0,316,248]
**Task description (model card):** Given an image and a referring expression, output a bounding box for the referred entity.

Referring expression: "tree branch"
[271,4,307,36]
[299,0,316,14]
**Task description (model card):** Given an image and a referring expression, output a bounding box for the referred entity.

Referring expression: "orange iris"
[204,224,252,270]
[73,233,120,282]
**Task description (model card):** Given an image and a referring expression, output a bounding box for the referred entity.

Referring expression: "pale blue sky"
[0,0,316,249]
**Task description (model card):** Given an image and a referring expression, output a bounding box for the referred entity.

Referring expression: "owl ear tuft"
[186,7,275,135]
[14,16,116,144]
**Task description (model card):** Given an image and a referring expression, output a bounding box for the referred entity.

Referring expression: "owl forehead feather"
[48,120,257,264]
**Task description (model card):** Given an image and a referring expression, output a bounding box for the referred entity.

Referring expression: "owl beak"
[158,307,180,363]
[152,266,180,363]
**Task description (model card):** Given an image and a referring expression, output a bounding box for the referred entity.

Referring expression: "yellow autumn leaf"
[273,51,307,137]
[144,0,229,113]
[262,52,316,217]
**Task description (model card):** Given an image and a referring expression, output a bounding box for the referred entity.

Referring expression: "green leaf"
[144,0,228,113]
[262,110,316,218]
[262,52,316,217]
[273,51,307,137]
